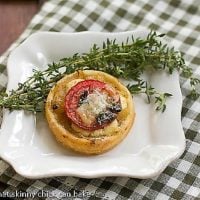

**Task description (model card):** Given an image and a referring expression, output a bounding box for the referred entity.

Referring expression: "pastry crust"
[45,70,135,154]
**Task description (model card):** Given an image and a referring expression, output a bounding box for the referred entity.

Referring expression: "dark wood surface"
[0,0,45,55]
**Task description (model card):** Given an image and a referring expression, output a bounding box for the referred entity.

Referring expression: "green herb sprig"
[0,31,199,112]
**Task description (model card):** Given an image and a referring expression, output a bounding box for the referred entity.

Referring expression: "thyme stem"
[0,31,199,112]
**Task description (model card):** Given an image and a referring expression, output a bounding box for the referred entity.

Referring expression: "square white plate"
[0,30,185,179]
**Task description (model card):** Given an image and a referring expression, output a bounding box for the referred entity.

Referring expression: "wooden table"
[0,0,45,55]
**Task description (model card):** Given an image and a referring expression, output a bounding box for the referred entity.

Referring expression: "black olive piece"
[78,90,88,106]
[96,111,116,126]
[108,102,122,113]
[52,104,58,110]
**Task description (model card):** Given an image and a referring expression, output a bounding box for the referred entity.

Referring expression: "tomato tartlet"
[45,70,135,154]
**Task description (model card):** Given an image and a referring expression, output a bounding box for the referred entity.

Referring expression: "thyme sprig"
[0,31,199,112]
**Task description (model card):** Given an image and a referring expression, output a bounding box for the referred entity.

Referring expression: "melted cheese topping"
[72,119,120,137]
[76,90,110,125]
[66,79,128,137]
[120,95,127,110]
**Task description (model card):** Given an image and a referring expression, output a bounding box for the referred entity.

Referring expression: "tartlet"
[45,70,135,154]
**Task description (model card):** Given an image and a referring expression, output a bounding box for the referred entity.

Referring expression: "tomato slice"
[65,79,121,131]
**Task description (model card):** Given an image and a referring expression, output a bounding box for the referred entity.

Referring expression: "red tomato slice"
[65,79,121,131]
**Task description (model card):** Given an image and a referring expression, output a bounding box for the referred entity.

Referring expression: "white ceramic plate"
[0,30,185,179]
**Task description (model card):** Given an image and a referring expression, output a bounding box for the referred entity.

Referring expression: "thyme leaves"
[0,31,199,112]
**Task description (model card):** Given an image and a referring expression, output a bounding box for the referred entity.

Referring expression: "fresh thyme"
[0,31,199,112]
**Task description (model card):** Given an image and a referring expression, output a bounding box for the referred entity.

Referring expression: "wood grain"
[0,0,45,55]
